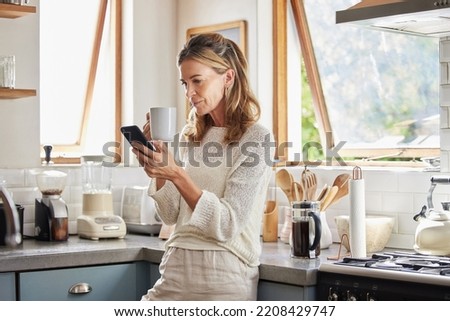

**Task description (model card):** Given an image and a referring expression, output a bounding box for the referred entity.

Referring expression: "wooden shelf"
[0,4,37,99]
[0,3,36,19]
[0,88,36,99]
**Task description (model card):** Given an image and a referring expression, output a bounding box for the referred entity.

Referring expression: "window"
[277,0,440,165]
[39,0,122,163]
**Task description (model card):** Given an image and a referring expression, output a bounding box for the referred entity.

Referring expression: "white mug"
[149,107,177,141]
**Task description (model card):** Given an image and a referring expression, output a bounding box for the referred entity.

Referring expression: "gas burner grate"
[335,251,450,275]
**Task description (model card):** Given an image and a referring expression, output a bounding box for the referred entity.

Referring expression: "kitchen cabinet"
[149,262,160,287]
[0,272,15,301]
[257,280,316,301]
[0,3,37,100]
[18,262,151,301]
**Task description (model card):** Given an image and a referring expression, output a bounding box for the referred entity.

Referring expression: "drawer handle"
[68,282,92,294]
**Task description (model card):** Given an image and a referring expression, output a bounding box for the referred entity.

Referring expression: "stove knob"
[347,290,357,301]
[366,293,376,301]
[328,288,338,301]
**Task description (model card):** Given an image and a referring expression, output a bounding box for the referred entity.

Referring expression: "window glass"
[304,0,439,157]
[40,0,115,157]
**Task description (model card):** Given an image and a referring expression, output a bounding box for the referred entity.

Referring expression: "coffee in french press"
[291,201,322,258]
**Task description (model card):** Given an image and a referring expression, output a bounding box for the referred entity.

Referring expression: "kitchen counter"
[0,234,342,287]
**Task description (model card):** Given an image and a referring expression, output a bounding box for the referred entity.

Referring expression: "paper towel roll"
[349,178,366,258]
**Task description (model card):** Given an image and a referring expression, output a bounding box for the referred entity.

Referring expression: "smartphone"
[120,125,156,151]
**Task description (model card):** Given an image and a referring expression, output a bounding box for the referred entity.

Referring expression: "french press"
[291,201,322,259]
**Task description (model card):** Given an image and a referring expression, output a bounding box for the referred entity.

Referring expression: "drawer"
[18,262,150,301]
[0,272,16,301]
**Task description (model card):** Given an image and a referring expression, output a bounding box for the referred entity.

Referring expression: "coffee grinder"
[34,170,69,241]
[77,155,126,240]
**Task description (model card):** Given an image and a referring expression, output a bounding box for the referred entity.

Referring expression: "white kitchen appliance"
[77,156,126,240]
[413,176,450,256]
[121,186,161,235]
[34,170,69,242]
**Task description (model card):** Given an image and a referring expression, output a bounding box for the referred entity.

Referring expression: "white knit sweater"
[148,123,274,267]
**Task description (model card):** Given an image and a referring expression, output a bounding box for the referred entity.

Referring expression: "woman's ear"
[225,69,235,87]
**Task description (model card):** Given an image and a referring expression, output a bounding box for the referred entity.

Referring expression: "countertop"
[0,234,343,287]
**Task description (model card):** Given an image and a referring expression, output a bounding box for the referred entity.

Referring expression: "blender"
[34,170,69,241]
[77,155,126,240]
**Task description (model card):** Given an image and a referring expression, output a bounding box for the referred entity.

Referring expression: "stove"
[317,251,450,301]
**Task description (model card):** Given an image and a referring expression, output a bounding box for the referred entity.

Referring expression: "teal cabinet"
[257,280,316,301]
[149,262,160,287]
[0,272,15,300]
[18,262,151,301]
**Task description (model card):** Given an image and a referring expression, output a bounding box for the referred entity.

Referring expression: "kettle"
[0,185,22,246]
[413,205,450,256]
[413,176,450,256]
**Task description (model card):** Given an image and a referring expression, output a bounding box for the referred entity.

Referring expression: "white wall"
[123,0,178,127]
[121,0,179,165]
[0,0,40,168]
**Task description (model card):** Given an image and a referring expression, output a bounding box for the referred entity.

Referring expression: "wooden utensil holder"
[263,200,278,242]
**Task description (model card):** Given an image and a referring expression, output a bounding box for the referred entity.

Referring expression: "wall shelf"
[1,3,37,100]
[0,3,36,19]
[0,88,36,99]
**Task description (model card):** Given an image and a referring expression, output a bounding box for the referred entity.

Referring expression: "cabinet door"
[149,263,160,287]
[257,280,316,301]
[19,262,150,301]
[0,272,15,301]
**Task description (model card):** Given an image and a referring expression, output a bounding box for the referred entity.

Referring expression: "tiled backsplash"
[441,37,450,172]
[0,166,150,237]
[269,166,450,251]
[2,165,450,251]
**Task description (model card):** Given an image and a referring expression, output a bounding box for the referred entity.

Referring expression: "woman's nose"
[185,85,195,98]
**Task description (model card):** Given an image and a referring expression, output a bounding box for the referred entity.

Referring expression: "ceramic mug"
[149,107,177,141]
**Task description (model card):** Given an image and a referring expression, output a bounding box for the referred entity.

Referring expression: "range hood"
[336,0,450,37]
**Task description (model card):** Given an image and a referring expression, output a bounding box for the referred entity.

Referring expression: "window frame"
[40,0,123,164]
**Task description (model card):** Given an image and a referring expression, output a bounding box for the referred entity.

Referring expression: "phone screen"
[120,125,156,151]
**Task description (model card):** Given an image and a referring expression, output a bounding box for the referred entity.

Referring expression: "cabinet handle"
[68,282,92,294]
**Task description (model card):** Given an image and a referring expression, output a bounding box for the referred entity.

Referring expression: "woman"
[132,33,274,300]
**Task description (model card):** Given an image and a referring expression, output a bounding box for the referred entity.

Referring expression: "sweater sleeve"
[147,179,180,225]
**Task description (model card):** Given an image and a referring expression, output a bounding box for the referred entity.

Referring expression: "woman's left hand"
[131,140,180,184]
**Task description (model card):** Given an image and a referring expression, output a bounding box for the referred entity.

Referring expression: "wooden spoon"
[331,178,350,205]
[330,173,350,205]
[320,186,339,211]
[275,169,294,202]
[292,182,300,201]
[332,173,350,189]
[316,183,328,201]
[294,182,304,201]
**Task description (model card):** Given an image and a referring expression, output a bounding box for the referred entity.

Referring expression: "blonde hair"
[177,33,260,144]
